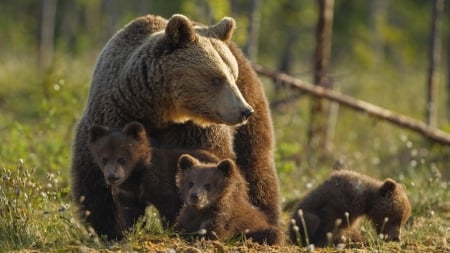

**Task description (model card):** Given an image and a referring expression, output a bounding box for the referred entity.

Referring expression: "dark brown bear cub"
[289,170,411,247]
[175,154,282,245]
[88,121,151,233]
[88,121,217,235]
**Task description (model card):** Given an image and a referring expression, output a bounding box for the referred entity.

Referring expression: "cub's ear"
[178,154,198,171]
[88,124,109,144]
[217,159,235,177]
[209,17,236,42]
[166,14,197,49]
[380,178,397,196]
[123,121,146,141]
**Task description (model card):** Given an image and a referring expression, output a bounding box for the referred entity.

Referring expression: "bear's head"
[162,14,254,127]
[176,154,236,210]
[88,121,151,186]
[368,179,411,241]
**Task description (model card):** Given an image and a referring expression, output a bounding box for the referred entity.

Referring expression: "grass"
[0,51,449,252]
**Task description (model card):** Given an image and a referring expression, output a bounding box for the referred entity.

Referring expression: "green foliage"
[0,52,89,183]
[0,1,40,55]
[0,0,449,251]
[0,160,85,250]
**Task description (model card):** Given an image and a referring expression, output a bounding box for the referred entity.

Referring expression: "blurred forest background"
[0,0,449,251]
[2,0,449,181]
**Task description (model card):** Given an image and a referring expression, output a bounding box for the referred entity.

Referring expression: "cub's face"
[369,179,411,241]
[162,14,254,127]
[179,165,226,210]
[89,135,136,186]
[176,154,234,210]
[88,122,151,186]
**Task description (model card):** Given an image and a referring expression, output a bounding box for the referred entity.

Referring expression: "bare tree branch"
[253,64,450,146]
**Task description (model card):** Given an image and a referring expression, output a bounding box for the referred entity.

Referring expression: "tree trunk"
[272,28,299,97]
[136,0,151,16]
[369,0,387,62]
[447,2,450,121]
[243,0,261,62]
[229,0,239,15]
[39,0,57,71]
[102,0,118,39]
[307,0,335,158]
[278,29,298,74]
[426,0,444,128]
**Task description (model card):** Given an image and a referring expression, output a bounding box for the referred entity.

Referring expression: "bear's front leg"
[72,154,121,239]
[229,43,281,227]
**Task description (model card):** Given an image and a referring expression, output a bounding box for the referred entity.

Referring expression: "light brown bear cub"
[88,121,217,234]
[289,169,411,247]
[175,154,282,245]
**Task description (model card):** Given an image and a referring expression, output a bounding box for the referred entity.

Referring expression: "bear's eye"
[188,182,194,188]
[204,184,211,191]
[212,77,224,86]
[117,158,126,165]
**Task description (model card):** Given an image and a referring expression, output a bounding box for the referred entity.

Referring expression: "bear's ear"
[166,14,197,49]
[217,159,235,177]
[88,124,109,144]
[209,17,236,42]
[123,121,146,141]
[178,154,198,171]
[380,178,397,196]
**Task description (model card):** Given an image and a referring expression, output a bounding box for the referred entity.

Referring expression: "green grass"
[0,52,449,252]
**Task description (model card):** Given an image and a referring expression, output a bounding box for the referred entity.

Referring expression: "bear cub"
[175,154,282,245]
[289,169,411,247]
[88,121,217,233]
[88,121,152,232]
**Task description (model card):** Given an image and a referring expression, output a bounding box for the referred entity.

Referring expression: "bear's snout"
[241,107,254,121]
[187,192,210,209]
[190,193,199,203]
[106,173,121,185]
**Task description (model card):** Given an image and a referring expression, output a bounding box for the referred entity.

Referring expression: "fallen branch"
[253,64,450,146]
[270,93,304,109]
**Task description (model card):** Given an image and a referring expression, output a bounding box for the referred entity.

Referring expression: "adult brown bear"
[71,14,279,239]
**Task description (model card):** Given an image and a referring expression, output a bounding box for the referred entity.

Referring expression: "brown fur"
[289,170,411,247]
[88,121,219,235]
[71,14,279,238]
[87,122,150,233]
[175,155,282,245]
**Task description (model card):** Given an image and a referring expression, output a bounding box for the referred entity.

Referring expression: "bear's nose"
[190,193,199,202]
[106,174,120,184]
[241,107,254,120]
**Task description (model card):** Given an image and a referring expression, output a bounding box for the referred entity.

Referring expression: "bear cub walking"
[88,122,152,232]
[88,121,217,234]
[175,154,282,245]
[289,169,411,247]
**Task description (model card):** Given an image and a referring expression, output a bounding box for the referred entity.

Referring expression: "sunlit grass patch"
[0,160,89,250]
